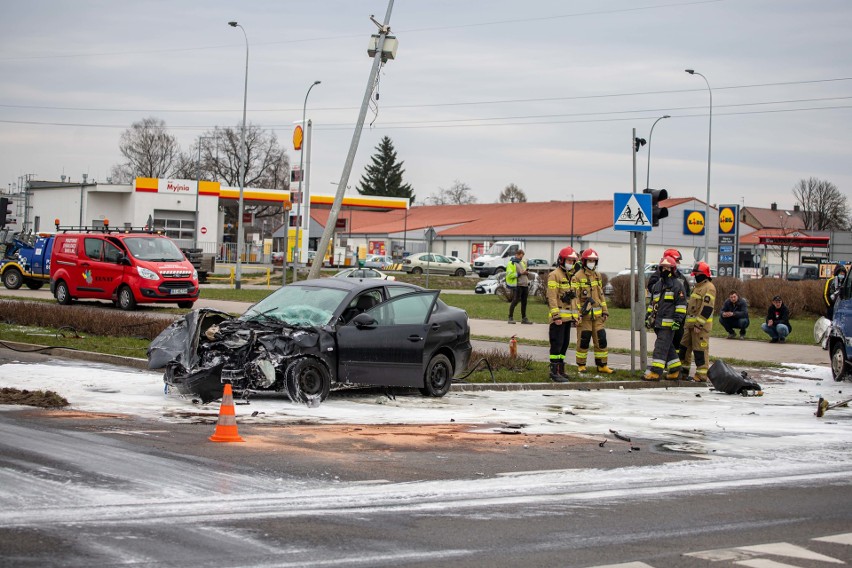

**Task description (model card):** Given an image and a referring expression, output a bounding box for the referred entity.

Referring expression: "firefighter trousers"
[678,324,710,379]
[576,317,607,367]
[549,321,571,362]
[650,327,682,374]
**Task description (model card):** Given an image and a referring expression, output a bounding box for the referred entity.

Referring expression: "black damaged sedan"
[147,278,472,405]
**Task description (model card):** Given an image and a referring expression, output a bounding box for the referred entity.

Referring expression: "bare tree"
[498,183,527,203]
[113,117,179,179]
[792,177,850,230]
[426,180,477,205]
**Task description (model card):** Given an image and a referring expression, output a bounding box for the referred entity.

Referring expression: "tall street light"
[293,80,321,283]
[229,20,249,290]
[685,69,712,263]
[645,115,670,190]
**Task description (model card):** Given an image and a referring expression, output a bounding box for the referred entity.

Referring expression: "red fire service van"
[49,221,199,310]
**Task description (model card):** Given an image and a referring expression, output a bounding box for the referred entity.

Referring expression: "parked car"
[474,275,501,294]
[526,258,550,268]
[828,269,852,381]
[148,278,471,405]
[787,265,820,281]
[402,253,471,276]
[363,254,394,269]
[333,267,395,281]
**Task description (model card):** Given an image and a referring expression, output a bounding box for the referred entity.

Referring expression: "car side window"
[365,292,437,326]
[104,242,123,263]
[340,289,383,324]
[435,255,450,263]
[387,285,416,298]
[84,238,104,261]
[504,245,518,257]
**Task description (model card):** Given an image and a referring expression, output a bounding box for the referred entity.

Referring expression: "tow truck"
[0,230,54,290]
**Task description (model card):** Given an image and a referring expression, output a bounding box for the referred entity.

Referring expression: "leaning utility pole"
[308,0,395,280]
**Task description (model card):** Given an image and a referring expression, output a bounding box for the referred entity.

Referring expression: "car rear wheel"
[286,357,331,404]
[420,353,453,397]
[454,268,466,277]
[116,286,137,311]
[2,268,23,290]
[54,280,72,305]
[830,342,851,381]
[25,281,44,290]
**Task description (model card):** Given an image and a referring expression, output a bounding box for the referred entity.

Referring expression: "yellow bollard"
[266,267,271,287]
[230,266,235,286]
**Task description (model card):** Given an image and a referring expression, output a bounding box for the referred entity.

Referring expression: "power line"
[1,77,850,114]
[2,100,850,131]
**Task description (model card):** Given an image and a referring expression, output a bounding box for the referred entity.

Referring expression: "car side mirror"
[118,254,130,265]
[352,312,377,329]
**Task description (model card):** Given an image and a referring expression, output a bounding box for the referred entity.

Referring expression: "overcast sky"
[2,0,850,209]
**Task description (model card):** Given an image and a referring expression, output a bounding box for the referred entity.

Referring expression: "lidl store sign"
[718,206,737,234]
[683,210,705,235]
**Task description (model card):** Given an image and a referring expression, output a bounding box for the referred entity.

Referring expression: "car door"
[432,255,452,274]
[336,290,439,388]
[78,237,124,298]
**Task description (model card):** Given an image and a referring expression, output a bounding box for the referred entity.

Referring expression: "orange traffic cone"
[209,383,245,443]
[509,335,518,358]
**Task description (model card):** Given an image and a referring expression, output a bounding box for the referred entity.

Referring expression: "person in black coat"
[761,295,791,343]
[719,290,750,339]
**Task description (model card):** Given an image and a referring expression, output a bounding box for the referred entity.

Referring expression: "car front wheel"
[830,342,850,381]
[420,353,453,397]
[286,357,331,404]
[411,266,423,275]
[116,286,137,311]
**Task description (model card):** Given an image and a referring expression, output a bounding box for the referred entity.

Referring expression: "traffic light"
[0,197,11,228]
[643,188,669,227]
[634,137,646,152]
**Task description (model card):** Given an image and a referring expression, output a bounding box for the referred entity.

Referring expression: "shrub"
[608,274,639,309]
[712,277,826,318]
[466,347,533,372]
[0,300,171,340]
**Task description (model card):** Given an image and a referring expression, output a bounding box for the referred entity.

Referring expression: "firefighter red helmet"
[558,246,578,263]
[659,255,678,270]
[663,248,683,263]
[581,248,599,262]
[692,261,711,279]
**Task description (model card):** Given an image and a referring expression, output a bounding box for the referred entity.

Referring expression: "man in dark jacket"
[761,295,791,343]
[824,264,847,320]
[719,290,749,339]
[642,256,687,381]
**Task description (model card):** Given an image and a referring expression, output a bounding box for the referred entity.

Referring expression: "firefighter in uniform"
[643,255,687,381]
[571,248,614,374]
[647,248,691,356]
[678,261,716,382]
[546,246,579,382]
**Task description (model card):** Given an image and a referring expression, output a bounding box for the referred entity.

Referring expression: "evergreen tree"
[357,136,415,203]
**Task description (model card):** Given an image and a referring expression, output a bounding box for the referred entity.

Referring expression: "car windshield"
[485,243,508,256]
[124,236,185,262]
[241,285,349,327]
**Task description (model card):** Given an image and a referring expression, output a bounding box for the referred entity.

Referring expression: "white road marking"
[585,563,655,568]
[814,532,852,546]
[737,542,844,564]
[734,560,807,568]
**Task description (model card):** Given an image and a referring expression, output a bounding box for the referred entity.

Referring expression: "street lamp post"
[229,21,249,290]
[685,69,712,263]
[645,115,670,190]
[293,80,321,283]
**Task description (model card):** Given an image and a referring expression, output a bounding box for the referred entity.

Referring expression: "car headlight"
[192,269,198,280]
[136,266,160,281]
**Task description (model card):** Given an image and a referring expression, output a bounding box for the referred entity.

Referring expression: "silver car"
[402,253,472,276]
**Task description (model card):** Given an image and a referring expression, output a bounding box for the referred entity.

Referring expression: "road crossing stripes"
[586,532,851,567]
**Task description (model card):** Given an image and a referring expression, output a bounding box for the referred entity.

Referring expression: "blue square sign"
[613,193,652,232]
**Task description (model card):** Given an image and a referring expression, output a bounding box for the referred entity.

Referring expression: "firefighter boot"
[577,365,587,373]
[557,361,571,380]
[550,362,569,383]
[642,370,661,381]
[666,370,682,380]
[596,365,614,374]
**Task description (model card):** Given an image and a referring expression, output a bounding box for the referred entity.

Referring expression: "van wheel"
[177,301,194,309]
[831,343,851,381]
[2,268,23,290]
[117,286,137,311]
[25,281,44,290]
[420,353,453,397]
[55,281,72,305]
[494,266,505,274]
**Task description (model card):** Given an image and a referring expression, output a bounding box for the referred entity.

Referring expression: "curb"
[1,340,151,371]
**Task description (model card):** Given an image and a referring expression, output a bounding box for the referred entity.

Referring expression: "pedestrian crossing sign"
[613,192,653,232]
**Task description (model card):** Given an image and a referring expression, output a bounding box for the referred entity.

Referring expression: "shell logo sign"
[719,206,736,234]
[293,125,304,151]
[683,210,705,235]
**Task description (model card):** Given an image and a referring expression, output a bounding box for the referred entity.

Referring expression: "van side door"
[79,237,124,299]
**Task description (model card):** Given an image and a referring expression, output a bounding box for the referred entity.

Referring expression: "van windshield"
[485,243,509,256]
[124,237,185,262]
